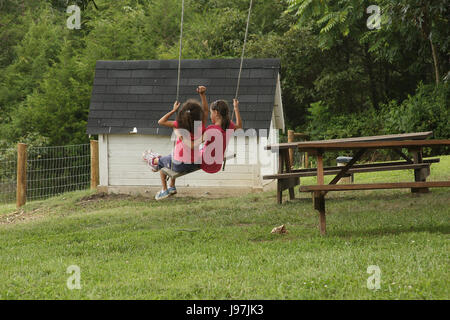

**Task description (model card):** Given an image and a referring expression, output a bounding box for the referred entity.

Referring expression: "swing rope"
[168,0,253,175]
[171,0,185,174]
[176,0,185,103]
[232,0,253,122]
[224,0,253,172]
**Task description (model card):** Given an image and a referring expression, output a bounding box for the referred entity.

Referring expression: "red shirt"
[173,121,206,164]
[201,121,235,173]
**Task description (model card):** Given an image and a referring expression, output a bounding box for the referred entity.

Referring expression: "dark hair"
[176,99,204,134]
[210,100,231,131]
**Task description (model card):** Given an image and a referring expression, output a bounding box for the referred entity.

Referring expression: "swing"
[161,0,253,180]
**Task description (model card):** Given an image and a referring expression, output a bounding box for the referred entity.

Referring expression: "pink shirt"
[173,121,206,164]
[201,121,235,174]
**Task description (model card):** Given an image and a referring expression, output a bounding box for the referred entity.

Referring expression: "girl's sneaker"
[143,150,161,172]
[155,189,170,201]
[168,187,177,195]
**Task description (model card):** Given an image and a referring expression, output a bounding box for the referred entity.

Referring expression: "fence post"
[16,143,27,208]
[90,140,99,190]
[288,130,294,169]
[304,150,309,169]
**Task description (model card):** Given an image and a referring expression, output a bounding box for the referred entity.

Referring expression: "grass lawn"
[0,156,449,300]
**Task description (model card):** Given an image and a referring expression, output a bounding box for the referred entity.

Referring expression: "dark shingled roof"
[86,58,281,135]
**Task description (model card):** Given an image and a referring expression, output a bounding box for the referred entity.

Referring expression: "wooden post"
[316,151,326,235]
[317,151,324,185]
[90,140,99,190]
[313,192,326,236]
[288,130,294,169]
[16,143,27,208]
[304,152,309,168]
[277,149,284,204]
[283,149,296,200]
[410,148,429,193]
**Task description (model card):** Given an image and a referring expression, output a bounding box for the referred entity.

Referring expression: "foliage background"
[0,0,448,158]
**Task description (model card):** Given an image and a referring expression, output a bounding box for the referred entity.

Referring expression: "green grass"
[0,157,449,300]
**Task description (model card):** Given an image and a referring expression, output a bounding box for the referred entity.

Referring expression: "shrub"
[383,82,449,155]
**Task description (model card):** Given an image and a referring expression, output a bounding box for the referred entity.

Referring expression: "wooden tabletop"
[266,131,438,151]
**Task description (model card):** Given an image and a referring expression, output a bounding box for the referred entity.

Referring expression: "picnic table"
[263,131,450,235]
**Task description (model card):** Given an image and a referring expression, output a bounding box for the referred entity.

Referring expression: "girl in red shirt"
[144,88,208,200]
[200,92,243,174]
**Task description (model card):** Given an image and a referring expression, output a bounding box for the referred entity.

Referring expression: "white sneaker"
[143,150,161,171]
[155,189,170,200]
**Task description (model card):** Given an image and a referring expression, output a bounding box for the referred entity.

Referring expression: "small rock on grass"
[271,224,288,234]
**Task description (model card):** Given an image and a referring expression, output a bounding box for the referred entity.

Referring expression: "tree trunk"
[430,38,440,85]
[363,44,379,110]
[420,3,440,85]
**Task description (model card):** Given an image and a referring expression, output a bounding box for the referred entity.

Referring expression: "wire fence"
[291,147,309,169]
[27,144,91,201]
[0,148,17,204]
[0,144,91,204]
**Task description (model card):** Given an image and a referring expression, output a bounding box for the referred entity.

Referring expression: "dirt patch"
[76,192,147,204]
[75,192,163,209]
[0,207,49,225]
[78,192,110,202]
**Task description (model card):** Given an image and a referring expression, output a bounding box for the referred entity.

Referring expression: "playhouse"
[86,58,285,196]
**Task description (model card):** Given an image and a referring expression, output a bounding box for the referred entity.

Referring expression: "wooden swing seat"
[161,154,236,179]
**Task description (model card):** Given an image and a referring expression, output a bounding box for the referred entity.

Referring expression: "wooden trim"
[267,139,449,151]
[99,134,109,187]
[262,163,433,180]
[273,73,285,133]
[299,181,450,192]
[265,132,434,150]
[294,158,439,172]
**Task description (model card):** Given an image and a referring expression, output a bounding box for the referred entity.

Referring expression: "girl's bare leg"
[160,171,168,191]
[156,158,174,189]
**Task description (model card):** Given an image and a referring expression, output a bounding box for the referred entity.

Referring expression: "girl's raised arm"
[158,101,181,128]
[197,86,208,125]
[233,99,243,130]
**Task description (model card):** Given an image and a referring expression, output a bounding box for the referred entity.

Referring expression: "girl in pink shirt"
[143,88,208,200]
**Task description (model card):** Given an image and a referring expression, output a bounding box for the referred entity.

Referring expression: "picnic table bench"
[263,131,450,235]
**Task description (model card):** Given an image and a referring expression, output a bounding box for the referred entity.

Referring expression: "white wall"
[101,134,260,188]
[258,74,283,186]
[258,121,279,186]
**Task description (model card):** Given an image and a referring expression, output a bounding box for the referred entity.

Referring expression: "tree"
[381,0,449,85]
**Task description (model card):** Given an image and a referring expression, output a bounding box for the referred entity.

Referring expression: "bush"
[383,82,449,156]
[305,101,385,164]
[304,82,449,164]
